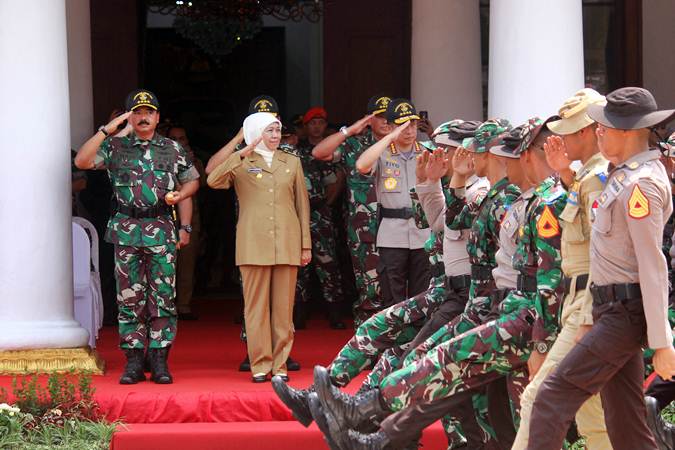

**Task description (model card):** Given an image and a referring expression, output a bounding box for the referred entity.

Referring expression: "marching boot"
[343,429,391,450]
[272,377,314,427]
[119,349,146,384]
[149,347,173,384]
[143,350,151,373]
[314,365,388,429]
[646,396,675,450]
[308,393,343,450]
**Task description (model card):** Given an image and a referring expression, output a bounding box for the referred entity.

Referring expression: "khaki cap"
[547,88,606,135]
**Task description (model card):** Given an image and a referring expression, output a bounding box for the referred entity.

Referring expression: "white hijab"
[243,112,282,167]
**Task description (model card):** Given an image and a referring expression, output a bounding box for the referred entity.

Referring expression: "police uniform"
[528,88,674,450]
[94,90,199,383]
[374,99,431,306]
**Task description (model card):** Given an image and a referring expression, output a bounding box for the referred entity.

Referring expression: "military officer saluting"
[75,89,200,385]
[356,99,431,306]
[528,87,675,450]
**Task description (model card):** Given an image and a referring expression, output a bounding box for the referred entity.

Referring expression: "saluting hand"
[346,114,374,137]
[452,148,474,176]
[416,151,430,184]
[239,136,262,158]
[301,249,311,266]
[104,111,132,136]
[426,148,449,183]
[388,121,411,142]
[544,136,572,173]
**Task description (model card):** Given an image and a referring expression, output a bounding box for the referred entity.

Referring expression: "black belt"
[380,207,414,220]
[446,274,471,291]
[491,288,513,303]
[563,274,589,296]
[517,275,537,293]
[430,262,446,278]
[590,282,642,306]
[117,204,172,219]
[471,265,493,281]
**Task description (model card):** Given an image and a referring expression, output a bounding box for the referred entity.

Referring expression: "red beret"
[303,107,328,124]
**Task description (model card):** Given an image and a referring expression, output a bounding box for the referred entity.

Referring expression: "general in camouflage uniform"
[308,119,568,450]
[77,89,200,385]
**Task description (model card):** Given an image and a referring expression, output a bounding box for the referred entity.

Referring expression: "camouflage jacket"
[337,130,379,240]
[297,139,339,205]
[513,176,566,344]
[446,176,520,268]
[95,132,199,247]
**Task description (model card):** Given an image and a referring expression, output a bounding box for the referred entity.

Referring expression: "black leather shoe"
[646,396,675,450]
[239,355,250,372]
[119,349,146,384]
[286,356,301,371]
[149,347,173,384]
[271,376,313,427]
[314,365,387,430]
[252,373,269,383]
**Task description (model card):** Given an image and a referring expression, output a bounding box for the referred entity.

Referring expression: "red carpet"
[0,299,447,449]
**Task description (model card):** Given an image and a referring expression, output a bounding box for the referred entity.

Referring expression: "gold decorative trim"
[0,348,105,375]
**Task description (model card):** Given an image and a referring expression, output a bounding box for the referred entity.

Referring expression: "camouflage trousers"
[114,243,177,349]
[380,294,535,416]
[403,278,497,367]
[346,224,381,326]
[327,275,446,387]
[296,207,343,304]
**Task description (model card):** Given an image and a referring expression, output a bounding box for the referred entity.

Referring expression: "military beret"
[125,89,160,111]
[464,118,512,154]
[386,98,421,125]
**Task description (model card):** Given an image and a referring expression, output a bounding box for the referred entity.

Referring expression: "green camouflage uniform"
[403,177,520,366]
[295,140,344,306]
[94,132,199,349]
[335,129,381,325]
[378,176,566,426]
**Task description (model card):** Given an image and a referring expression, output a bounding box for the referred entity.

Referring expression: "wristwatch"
[180,225,193,233]
[339,126,349,137]
[98,125,109,137]
[534,341,550,354]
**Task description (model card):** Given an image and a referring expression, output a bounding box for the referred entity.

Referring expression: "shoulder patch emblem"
[537,205,560,238]
[628,185,650,219]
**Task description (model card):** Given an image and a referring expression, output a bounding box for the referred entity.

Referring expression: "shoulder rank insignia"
[537,205,560,238]
[628,185,650,219]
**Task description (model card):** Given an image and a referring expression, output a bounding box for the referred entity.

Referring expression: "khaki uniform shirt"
[207,150,311,266]
[590,150,673,349]
[416,176,489,276]
[559,153,609,325]
[374,145,431,249]
[494,187,535,289]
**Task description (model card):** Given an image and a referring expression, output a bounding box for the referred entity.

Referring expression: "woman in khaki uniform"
[208,112,311,382]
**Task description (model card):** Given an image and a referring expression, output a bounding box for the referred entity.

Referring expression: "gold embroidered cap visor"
[125,89,160,111]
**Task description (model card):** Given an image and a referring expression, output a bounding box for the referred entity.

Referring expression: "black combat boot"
[327,303,346,330]
[314,365,388,429]
[307,393,343,450]
[149,347,173,384]
[343,429,392,450]
[646,396,675,450]
[119,349,146,384]
[272,377,314,427]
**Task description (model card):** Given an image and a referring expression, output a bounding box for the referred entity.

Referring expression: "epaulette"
[279,144,299,157]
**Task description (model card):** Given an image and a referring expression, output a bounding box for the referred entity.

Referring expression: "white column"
[411,0,483,122]
[0,0,89,350]
[488,0,584,124]
[66,0,94,149]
